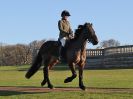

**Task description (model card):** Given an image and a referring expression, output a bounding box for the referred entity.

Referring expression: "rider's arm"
[68,21,73,34]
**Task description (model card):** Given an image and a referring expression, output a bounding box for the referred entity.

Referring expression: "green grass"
[1,91,133,99]
[0,65,133,99]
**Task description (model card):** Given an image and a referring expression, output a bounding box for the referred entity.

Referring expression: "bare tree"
[0,39,46,66]
[0,43,4,66]
[29,40,46,62]
[100,39,120,48]
[15,44,32,65]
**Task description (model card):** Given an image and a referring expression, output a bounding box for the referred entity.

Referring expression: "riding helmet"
[61,10,71,17]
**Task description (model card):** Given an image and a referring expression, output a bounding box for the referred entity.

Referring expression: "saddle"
[52,40,71,62]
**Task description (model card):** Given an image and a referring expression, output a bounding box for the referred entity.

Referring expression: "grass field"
[0,65,133,99]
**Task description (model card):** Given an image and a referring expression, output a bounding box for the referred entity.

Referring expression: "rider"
[58,10,73,60]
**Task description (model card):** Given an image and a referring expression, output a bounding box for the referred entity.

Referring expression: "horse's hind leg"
[64,63,77,83]
[47,66,54,89]
[41,66,54,89]
[41,67,47,86]
[41,58,54,89]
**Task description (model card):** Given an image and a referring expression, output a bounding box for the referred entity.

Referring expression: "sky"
[0,0,133,48]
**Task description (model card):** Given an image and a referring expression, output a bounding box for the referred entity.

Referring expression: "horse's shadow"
[0,90,45,96]
[0,86,82,96]
[0,86,49,96]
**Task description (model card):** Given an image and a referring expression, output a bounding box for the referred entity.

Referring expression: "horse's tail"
[25,51,42,79]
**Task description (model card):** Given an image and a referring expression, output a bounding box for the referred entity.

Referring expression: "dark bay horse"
[25,23,98,90]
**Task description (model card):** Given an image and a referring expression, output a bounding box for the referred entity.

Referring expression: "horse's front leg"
[78,64,86,90]
[64,63,77,83]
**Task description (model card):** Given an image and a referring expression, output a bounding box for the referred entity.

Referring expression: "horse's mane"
[66,23,93,47]
[71,23,92,41]
[69,25,84,42]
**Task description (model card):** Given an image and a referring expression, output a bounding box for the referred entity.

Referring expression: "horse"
[25,22,98,90]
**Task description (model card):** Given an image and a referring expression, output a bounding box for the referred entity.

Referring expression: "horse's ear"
[91,23,93,26]
[84,23,88,26]
[78,25,83,29]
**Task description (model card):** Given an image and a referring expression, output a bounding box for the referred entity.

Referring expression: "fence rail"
[86,45,133,69]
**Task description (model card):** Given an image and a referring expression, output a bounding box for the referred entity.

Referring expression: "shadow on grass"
[1,86,133,96]
[0,90,47,96]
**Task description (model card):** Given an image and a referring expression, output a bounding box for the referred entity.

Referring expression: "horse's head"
[82,23,98,45]
[74,22,98,45]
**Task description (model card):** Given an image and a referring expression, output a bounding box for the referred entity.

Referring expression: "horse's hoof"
[41,80,47,86]
[64,77,72,83]
[80,85,86,91]
[64,78,69,83]
[48,84,54,89]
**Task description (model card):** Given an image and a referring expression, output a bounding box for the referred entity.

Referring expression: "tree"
[15,44,32,65]
[100,39,120,48]
[29,40,46,63]
[0,39,46,66]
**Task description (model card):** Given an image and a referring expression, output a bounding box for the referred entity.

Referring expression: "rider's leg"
[58,37,66,60]
[60,37,66,47]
